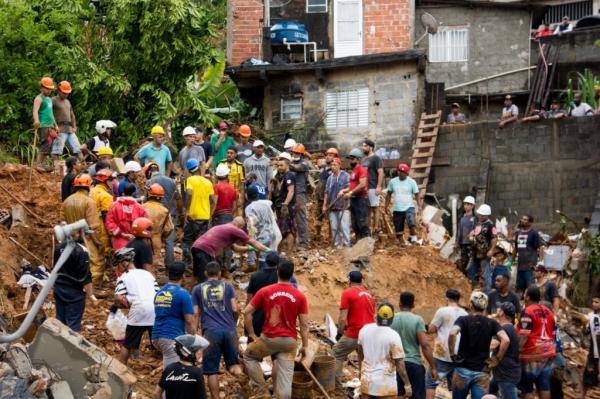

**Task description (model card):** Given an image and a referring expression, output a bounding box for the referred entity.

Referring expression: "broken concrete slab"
[49,380,75,399]
[5,343,33,380]
[28,318,136,399]
[343,237,376,265]
[427,223,447,249]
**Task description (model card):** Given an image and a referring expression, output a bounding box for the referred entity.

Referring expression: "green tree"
[0,0,243,160]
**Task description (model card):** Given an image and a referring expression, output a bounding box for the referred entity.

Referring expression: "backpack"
[473,221,493,259]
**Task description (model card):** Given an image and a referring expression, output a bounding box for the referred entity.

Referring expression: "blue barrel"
[270,21,309,43]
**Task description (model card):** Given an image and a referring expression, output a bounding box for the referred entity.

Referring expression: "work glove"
[485,355,501,370]
[335,332,343,341]
[247,245,256,252]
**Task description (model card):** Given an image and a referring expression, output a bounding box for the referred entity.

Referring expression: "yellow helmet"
[97,147,114,156]
[376,303,395,326]
[151,125,166,135]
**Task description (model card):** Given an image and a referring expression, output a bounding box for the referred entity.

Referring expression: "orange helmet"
[238,124,252,137]
[40,77,55,90]
[148,183,165,198]
[132,217,153,238]
[325,147,339,156]
[73,174,92,188]
[291,144,306,155]
[142,161,160,179]
[95,168,113,183]
[58,80,72,93]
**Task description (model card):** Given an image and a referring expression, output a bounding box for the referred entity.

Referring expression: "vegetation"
[564,69,600,109]
[0,0,245,161]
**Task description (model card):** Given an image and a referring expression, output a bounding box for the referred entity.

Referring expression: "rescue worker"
[106,183,147,250]
[315,148,338,238]
[60,174,105,284]
[135,126,173,175]
[32,77,59,171]
[51,80,82,160]
[90,168,115,283]
[125,217,155,272]
[118,160,142,198]
[82,120,116,160]
[143,183,174,267]
[88,146,114,178]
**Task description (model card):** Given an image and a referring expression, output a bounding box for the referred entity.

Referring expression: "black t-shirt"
[514,229,542,270]
[540,280,559,306]
[361,155,383,189]
[487,290,522,315]
[247,267,279,335]
[159,362,207,399]
[493,324,521,383]
[54,241,92,291]
[126,238,153,269]
[61,173,76,201]
[455,315,502,371]
[275,171,296,207]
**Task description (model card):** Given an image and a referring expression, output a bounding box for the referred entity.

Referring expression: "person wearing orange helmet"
[61,173,105,286]
[32,77,60,171]
[51,80,82,161]
[235,124,253,163]
[90,168,115,282]
[106,183,148,251]
[289,144,311,247]
[123,217,155,272]
[142,184,174,268]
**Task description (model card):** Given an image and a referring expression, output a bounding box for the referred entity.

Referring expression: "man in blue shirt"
[192,261,242,399]
[135,126,173,175]
[323,158,350,247]
[152,262,195,367]
[385,163,420,245]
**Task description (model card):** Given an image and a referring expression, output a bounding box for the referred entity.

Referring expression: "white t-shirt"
[570,103,593,117]
[115,269,159,326]
[430,305,468,362]
[501,104,519,119]
[358,323,405,397]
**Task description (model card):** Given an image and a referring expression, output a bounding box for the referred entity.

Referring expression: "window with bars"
[428,28,469,62]
[281,97,303,121]
[307,0,327,13]
[325,88,369,129]
[544,0,592,24]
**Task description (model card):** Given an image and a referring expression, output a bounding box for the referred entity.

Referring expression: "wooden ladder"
[409,111,442,198]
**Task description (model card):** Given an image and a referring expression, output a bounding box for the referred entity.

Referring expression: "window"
[325,88,369,129]
[428,28,468,62]
[307,0,327,13]
[281,97,303,121]
[544,0,592,24]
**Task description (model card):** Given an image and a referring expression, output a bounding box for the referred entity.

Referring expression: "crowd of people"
[33,76,600,399]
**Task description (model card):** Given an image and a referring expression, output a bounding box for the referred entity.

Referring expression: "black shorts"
[38,127,55,155]
[192,247,215,283]
[123,325,153,350]
[584,353,599,388]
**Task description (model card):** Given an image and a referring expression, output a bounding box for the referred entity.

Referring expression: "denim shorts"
[203,328,240,375]
[516,269,535,290]
[393,208,416,233]
[521,358,554,393]
[426,358,456,389]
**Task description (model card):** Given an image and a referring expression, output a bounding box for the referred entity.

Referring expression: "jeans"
[244,335,297,399]
[329,210,350,247]
[451,367,489,399]
[202,328,240,375]
[152,338,179,368]
[295,193,309,245]
[468,257,492,293]
[182,219,209,266]
[192,247,215,282]
[332,335,358,386]
[54,285,86,332]
[164,213,176,266]
[489,379,518,399]
[459,244,472,274]
[350,197,370,239]
[426,359,456,390]
[51,131,81,155]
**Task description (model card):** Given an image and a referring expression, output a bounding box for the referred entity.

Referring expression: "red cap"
[218,121,228,131]
[332,157,342,165]
[397,163,410,173]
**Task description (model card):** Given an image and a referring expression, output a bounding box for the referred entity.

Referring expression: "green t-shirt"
[37,94,55,128]
[390,311,426,366]
[210,134,234,169]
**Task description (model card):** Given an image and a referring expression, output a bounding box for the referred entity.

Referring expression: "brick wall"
[363,0,412,54]
[431,116,600,230]
[227,0,263,66]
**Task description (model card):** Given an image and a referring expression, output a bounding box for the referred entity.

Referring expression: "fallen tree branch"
[8,237,46,266]
[0,184,49,226]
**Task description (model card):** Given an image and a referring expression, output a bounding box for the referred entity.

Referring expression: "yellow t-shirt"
[219,160,244,192]
[186,175,214,220]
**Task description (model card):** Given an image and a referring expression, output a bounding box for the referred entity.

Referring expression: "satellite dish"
[415,12,439,46]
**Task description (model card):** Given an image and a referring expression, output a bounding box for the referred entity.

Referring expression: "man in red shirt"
[191,216,268,282]
[518,286,556,399]
[332,271,375,388]
[212,163,239,269]
[243,260,309,399]
[341,148,370,239]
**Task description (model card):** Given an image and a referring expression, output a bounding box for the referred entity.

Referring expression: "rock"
[343,237,376,264]
[0,362,14,379]
[27,378,48,396]
[83,364,109,384]
[49,380,74,399]
[5,343,33,380]
[0,376,34,399]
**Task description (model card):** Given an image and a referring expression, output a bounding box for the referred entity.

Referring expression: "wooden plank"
[421,113,441,120]
[412,150,434,158]
[414,141,436,149]
[418,122,439,130]
[411,172,430,179]
[416,131,438,138]
[411,161,432,169]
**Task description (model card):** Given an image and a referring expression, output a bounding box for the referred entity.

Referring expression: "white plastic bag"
[106,309,127,340]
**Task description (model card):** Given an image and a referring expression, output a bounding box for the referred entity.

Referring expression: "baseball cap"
[500,302,516,319]
[446,289,461,301]
[265,251,280,266]
[167,261,187,277]
[376,303,395,326]
[397,163,410,173]
[279,152,292,162]
[534,264,547,273]
[348,270,363,283]
[253,139,265,148]
[470,291,488,311]
[332,157,342,165]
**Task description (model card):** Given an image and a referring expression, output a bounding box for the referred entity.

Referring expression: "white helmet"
[215,163,230,177]
[124,161,142,173]
[284,138,297,150]
[278,152,293,162]
[476,204,492,216]
[463,196,475,205]
[182,126,196,137]
[95,120,117,135]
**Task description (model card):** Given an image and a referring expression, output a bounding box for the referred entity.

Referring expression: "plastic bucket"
[292,371,313,399]
[311,355,336,392]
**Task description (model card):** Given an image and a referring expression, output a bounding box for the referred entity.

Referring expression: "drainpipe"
[445,66,537,91]
[451,197,458,239]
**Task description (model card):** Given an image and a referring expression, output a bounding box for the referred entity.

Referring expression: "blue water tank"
[270,21,308,43]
